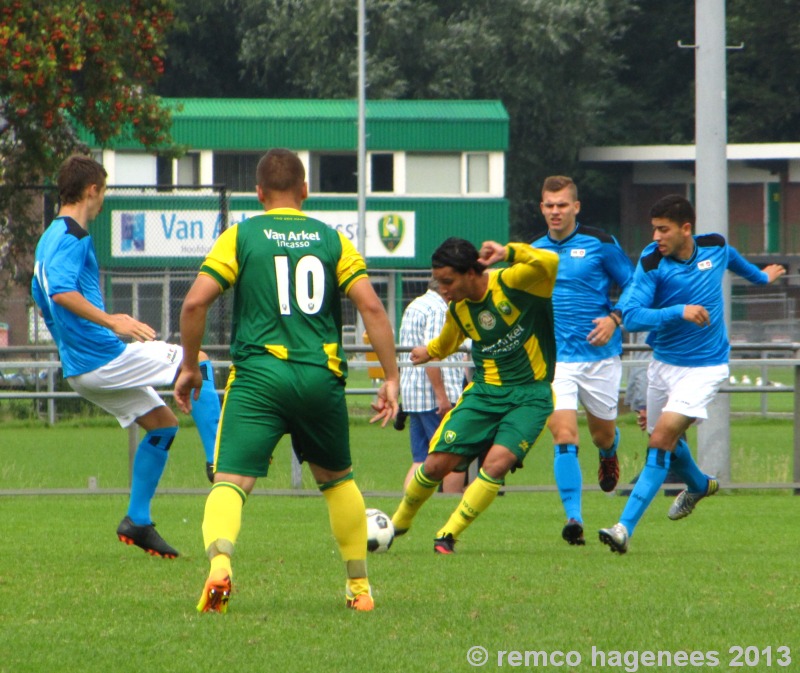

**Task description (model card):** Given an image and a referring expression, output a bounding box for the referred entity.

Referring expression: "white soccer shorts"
[552,356,622,421]
[68,341,183,428]
[645,360,729,433]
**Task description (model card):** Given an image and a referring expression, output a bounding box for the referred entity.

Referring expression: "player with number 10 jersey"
[201,211,365,377]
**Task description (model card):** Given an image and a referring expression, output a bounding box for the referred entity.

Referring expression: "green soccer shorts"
[429,380,554,470]
[215,357,352,477]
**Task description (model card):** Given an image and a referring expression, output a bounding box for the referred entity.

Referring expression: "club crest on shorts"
[444,430,457,444]
[478,310,496,329]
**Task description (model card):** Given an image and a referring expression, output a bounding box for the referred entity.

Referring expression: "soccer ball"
[366,508,395,553]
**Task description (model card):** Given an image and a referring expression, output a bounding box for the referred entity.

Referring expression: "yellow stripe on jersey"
[200,224,240,290]
[337,233,368,294]
[446,300,481,344]
[482,359,501,385]
[323,342,344,378]
[265,344,288,360]
[523,334,548,380]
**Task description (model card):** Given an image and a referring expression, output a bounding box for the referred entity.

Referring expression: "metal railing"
[2,343,799,492]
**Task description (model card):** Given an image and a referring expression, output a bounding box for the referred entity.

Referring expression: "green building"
[83,98,510,338]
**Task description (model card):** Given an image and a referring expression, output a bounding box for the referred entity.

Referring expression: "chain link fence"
[3,184,800,422]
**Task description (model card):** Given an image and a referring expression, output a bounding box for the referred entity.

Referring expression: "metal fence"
[4,184,800,347]
[3,184,800,491]
[2,343,799,493]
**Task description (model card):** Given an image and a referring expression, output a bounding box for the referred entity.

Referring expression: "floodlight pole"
[357,0,367,258]
[695,0,731,481]
[355,0,367,343]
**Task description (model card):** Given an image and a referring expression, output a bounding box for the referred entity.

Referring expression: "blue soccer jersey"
[622,234,769,367]
[32,217,125,377]
[532,224,634,363]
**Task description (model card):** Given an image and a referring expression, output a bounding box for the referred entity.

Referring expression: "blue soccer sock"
[127,426,178,525]
[554,444,582,522]
[619,448,671,536]
[599,427,620,459]
[191,360,221,465]
[670,437,708,493]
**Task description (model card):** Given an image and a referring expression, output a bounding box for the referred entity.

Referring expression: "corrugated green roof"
[83,98,508,152]
[171,98,508,121]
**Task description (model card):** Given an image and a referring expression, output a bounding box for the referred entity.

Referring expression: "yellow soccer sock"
[210,553,232,577]
[320,475,370,596]
[391,465,441,532]
[202,481,247,572]
[436,468,502,539]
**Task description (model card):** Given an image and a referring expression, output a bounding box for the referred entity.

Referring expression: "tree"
[727,0,800,142]
[0,0,175,289]
[158,0,246,98]
[232,0,633,240]
[594,0,696,146]
[152,1,800,240]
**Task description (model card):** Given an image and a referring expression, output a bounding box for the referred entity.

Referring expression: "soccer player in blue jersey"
[31,154,221,558]
[599,194,785,553]
[532,176,634,546]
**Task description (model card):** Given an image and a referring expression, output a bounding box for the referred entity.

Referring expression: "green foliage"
[159,0,800,242]
[0,0,176,291]
[227,0,634,240]
[598,0,696,146]
[158,0,244,98]
[727,0,800,142]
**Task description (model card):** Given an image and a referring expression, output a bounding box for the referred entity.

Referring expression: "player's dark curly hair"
[650,194,696,227]
[431,237,484,274]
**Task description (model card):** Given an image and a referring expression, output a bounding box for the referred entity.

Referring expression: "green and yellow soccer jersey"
[427,243,559,386]
[200,208,367,377]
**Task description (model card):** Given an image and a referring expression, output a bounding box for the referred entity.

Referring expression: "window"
[156,153,200,189]
[177,154,200,186]
[115,153,157,185]
[156,156,172,186]
[467,154,490,193]
[370,153,394,192]
[406,153,460,194]
[213,153,261,192]
[310,153,357,193]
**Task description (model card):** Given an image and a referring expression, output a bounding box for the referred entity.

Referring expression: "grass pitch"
[3,492,799,673]
[1,395,798,673]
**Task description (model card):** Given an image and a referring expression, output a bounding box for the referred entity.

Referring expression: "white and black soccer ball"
[366,508,395,553]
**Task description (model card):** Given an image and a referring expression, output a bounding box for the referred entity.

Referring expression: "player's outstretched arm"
[763,264,786,284]
[348,278,399,426]
[410,345,432,364]
[176,275,221,413]
[52,291,156,342]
